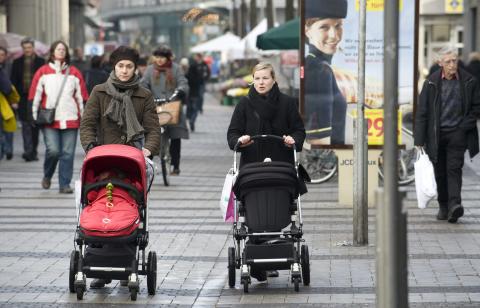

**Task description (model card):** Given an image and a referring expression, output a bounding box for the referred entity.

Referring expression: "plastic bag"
[219,168,237,222]
[414,148,437,209]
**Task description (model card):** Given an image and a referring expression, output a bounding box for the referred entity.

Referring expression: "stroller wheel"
[293,277,300,292]
[228,247,236,288]
[130,288,138,301]
[69,250,79,293]
[242,277,249,293]
[301,245,310,286]
[76,285,84,300]
[147,251,157,295]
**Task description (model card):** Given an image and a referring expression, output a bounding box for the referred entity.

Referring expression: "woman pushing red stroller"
[73,46,160,300]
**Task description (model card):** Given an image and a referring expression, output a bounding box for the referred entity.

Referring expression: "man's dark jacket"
[10,55,45,121]
[414,68,480,162]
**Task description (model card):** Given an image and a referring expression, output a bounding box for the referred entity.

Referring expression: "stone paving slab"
[2,91,480,307]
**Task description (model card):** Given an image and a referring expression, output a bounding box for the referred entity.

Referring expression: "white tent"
[227,19,277,60]
[190,32,241,53]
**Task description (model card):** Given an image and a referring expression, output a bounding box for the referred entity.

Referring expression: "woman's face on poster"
[306,18,344,55]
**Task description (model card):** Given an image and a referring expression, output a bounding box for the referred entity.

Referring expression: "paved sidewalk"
[1,90,480,307]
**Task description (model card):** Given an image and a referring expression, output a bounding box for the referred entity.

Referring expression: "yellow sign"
[355,0,403,12]
[351,109,402,145]
[445,0,463,13]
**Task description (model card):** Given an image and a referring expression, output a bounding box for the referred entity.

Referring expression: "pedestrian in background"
[29,40,88,194]
[71,47,88,76]
[304,0,348,145]
[0,46,12,77]
[84,55,109,94]
[414,46,480,223]
[0,47,14,160]
[186,53,209,131]
[10,37,45,162]
[0,67,19,161]
[141,45,189,175]
[467,51,480,82]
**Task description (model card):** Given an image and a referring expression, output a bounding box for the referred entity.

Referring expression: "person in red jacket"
[29,40,88,193]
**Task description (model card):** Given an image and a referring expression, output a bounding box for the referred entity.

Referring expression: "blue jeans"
[42,128,78,189]
[187,96,199,126]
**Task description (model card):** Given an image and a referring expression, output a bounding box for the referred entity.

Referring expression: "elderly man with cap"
[80,45,160,289]
[304,0,348,145]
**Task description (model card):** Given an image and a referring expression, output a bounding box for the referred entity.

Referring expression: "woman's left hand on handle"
[283,135,295,147]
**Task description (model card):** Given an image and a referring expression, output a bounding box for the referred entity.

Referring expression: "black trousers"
[21,120,39,156]
[169,138,181,169]
[433,129,466,210]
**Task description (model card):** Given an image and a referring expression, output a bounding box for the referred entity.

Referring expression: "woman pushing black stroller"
[226,63,309,291]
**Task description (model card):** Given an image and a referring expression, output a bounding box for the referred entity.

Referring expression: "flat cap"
[305,0,348,19]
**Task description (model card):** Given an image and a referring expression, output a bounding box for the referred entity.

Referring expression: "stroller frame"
[228,135,310,292]
[69,145,157,301]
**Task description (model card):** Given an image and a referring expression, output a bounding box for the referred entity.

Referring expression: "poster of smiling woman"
[302,0,416,146]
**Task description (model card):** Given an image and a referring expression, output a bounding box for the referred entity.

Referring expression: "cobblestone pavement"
[1,91,480,307]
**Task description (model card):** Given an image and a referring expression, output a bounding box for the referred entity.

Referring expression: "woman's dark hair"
[0,46,7,55]
[48,40,70,64]
[153,45,173,59]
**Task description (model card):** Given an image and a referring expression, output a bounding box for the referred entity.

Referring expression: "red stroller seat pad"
[80,187,140,237]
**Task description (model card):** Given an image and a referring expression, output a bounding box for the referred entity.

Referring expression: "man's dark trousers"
[433,129,466,210]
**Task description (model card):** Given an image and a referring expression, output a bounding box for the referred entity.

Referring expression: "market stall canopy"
[256,18,299,50]
[228,19,278,60]
[0,33,49,59]
[190,32,241,53]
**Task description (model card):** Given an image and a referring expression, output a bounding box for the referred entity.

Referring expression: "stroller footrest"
[250,258,293,263]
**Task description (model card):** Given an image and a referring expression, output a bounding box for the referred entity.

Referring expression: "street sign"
[445,0,463,13]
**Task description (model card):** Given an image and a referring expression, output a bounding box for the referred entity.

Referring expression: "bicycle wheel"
[300,149,338,184]
[160,134,171,186]
[378,148,416,185]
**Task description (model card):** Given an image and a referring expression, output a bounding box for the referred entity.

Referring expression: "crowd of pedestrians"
[0,36,211,193]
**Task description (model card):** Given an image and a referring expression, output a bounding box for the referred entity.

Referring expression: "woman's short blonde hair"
[252,62,275,79]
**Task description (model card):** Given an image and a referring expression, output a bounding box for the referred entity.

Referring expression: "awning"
[190,32,241,53]
[256,18,299,50]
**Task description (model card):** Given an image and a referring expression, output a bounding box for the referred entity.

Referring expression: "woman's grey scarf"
[104,71,144,143]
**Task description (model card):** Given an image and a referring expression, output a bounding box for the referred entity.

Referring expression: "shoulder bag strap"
[53,66,70,109]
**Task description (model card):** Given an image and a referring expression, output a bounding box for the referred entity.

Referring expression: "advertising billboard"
[302,0,416,146]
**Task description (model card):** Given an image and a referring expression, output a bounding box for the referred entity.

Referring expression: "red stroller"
[70,144,157,301]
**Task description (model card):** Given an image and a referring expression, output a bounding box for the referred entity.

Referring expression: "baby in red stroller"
[69,144,157,301]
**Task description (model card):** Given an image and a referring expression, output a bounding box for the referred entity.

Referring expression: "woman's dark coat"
[227,86,306,167]
[414,68,480,163]
[304,44,347,144]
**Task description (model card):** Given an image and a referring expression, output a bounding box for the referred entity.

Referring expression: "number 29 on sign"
[365,109,402,145]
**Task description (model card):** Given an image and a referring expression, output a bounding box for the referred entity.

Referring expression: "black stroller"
[228,135,310,292]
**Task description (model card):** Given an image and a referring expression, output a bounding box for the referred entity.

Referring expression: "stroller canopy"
[233,161,301,201]
[81,144,147,201]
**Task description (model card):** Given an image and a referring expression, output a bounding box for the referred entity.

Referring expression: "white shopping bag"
[414,148,437,209]
[219,168,236,222]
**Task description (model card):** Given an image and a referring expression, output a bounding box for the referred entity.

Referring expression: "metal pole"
[376,0,408,306]
[353,0,368,246]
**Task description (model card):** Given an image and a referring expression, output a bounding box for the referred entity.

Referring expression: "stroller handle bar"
[233,134,297,152]
[233,134,298,175]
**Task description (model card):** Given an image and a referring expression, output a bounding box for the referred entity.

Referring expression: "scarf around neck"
[104,71,144,143]
[153,60,175,90]
[247,82,280,122]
